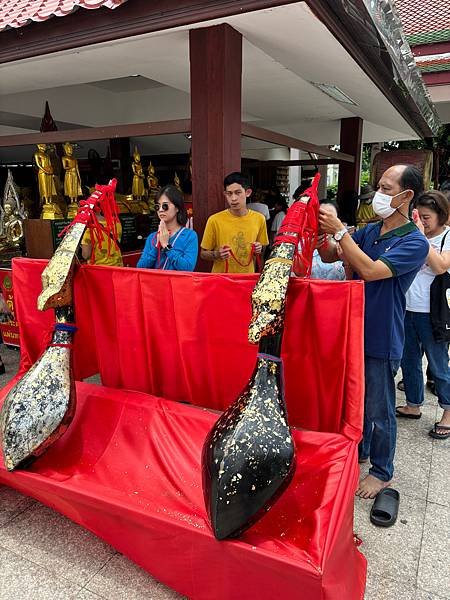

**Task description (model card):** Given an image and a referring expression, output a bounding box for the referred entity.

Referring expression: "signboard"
[0,269,20,347]
[51,220,72,250]
[119,214,138,250]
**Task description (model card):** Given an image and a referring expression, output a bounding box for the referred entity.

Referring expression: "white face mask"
[372,190,408,219]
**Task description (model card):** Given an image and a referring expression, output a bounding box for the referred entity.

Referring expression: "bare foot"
[438,409,450,427]
[355,474,392,499]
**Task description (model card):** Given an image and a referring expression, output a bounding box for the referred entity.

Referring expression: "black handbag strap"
[439,230,449,253]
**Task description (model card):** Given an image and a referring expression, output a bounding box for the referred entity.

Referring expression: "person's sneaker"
[397,380,405,392]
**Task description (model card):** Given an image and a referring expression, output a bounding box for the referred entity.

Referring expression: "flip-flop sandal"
[396,407,422,419]
[429,423,450,440]
[370,488,400,528]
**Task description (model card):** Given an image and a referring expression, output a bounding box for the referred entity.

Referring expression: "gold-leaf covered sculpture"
[34,143,63,220]
[62,142,82,220]
[0,181,118,471]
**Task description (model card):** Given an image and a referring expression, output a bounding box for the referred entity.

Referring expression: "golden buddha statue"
[131,147,148,213]
[34,143,63,220]
[174,171,182,192]
[146,161,159,213]
[0,202,24,251]
[62,142,82,219]
[147,161,159,190]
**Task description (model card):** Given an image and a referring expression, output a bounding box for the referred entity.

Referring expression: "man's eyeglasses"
[157,203,170,212]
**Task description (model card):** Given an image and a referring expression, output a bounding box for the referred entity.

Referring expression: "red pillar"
[190,24,242,244]
[337,117,363,226]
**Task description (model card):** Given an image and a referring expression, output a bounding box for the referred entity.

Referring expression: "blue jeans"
[359,356,400,482]
[401,311,450,411]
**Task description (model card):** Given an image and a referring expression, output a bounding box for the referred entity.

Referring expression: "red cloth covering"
[0,258,367,600]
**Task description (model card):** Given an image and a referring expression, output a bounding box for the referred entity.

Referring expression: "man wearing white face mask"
[318,165,429,500]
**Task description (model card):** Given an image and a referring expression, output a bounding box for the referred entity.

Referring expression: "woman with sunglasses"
[396,190,450,439]
[137,184,198,271]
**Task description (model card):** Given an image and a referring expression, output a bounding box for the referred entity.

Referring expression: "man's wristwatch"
[333,228,348,242]
[166,244,172,250]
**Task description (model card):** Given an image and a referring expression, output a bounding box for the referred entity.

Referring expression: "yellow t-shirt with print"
[201,209,268,273]
[82,221,123,267]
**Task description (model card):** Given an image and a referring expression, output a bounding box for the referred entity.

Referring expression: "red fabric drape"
[12,259,364,439]
[1,258,367,600]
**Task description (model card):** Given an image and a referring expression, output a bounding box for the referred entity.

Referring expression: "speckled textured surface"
[38,222,85,311]
[248,242,294,344]
[0,322,75,471]
[204,236,297,540]
[203,352,295,540]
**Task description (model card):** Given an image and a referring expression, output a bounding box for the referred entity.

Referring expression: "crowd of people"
[79,163,449,523]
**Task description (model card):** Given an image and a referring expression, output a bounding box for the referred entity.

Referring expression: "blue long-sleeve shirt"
[137,227,198,271]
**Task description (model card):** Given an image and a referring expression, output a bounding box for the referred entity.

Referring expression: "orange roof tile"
[0,0,127,32]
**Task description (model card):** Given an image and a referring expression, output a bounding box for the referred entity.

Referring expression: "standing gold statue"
[62,142,82,219]
[34,143,63,220]
[131,147,148,213]
[174,171,183,192]
[147,161,159,213]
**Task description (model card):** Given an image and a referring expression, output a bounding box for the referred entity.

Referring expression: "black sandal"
[396,406,421,419]
[370,488,400,527]
[429,422,450,440]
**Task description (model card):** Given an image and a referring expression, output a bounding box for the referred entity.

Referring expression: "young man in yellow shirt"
[200,172,269,273]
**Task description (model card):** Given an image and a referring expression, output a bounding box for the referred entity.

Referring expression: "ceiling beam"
[247,159,344,167]
[242,123,355,162]
[0,0,300,65]
[0,119,192,148]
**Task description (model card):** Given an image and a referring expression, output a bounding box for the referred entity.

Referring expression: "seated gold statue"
[0,202,23,250]
[147,162,159,191]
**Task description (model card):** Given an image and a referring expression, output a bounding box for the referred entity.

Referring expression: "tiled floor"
[0,346,448,600]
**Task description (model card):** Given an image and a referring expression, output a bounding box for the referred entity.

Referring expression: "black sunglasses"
[157,203,170,212]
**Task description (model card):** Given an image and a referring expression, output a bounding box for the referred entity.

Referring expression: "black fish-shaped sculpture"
[202,334,295,540]
[202,188,318,540]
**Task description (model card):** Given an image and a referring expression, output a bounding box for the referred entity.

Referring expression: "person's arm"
[427,247,450,274]
[80,230,92,262]
[166,231,199,271]
[319,208,392,281]
[338,234,392,281]
[254,216,269,254]
[201,248,226,262]
[81,242,92,262]
[317,238,340,263]
[137,233,157,269]
[200,217,230,262]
